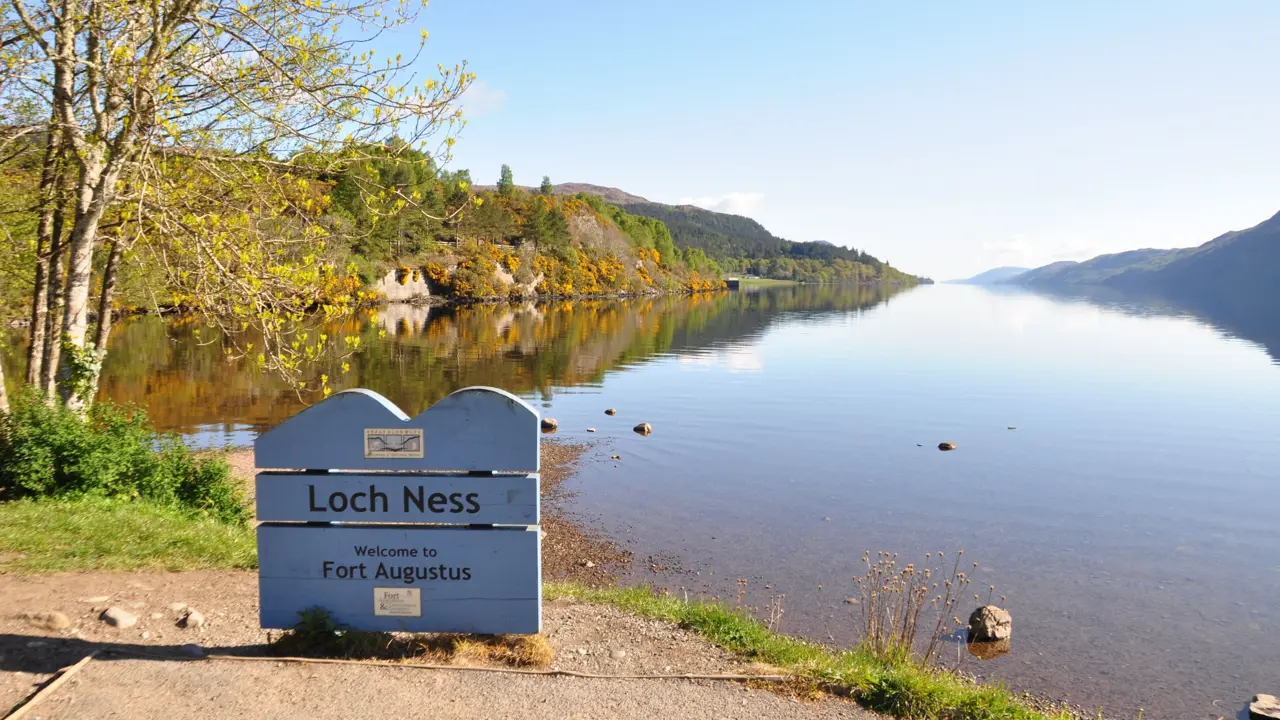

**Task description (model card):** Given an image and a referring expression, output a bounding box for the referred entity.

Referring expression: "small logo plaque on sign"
[374,587,422,617]
[364,428,424,459]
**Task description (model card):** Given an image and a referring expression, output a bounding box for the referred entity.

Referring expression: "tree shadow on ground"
[0,631,270,675]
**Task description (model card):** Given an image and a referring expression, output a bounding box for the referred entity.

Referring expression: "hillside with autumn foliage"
[369,191,726,301]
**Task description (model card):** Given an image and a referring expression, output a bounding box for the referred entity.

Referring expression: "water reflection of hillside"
[90,284,911,434]
[1003,285,1280,363]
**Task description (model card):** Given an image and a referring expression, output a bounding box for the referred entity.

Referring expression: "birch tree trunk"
[24,123,63,385]
[82,240,122,401]
[39,203,66,396]
[0,354,9,415]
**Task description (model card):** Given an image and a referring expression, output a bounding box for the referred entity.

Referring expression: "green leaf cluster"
[0,390,250,523]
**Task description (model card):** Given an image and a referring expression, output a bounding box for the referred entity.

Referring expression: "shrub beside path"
[0,571,876,719]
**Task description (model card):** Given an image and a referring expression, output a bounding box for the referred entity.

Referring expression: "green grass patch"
[736,277,800,287]
[545,582,1069,720]
[0,497,257,572]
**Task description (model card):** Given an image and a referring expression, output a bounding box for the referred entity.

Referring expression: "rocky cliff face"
[375,268,433,302]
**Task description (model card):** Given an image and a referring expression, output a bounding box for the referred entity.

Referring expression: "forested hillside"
[489,182,925,285]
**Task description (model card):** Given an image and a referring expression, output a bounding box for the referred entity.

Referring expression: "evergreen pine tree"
[497,165,515,196]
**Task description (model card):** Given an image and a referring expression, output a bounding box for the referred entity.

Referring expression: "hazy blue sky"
[398,1,1280,279]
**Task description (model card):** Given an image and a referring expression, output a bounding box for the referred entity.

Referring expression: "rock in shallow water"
[938,442,957,451]
[633,423,652,435]
[967,605,1012,642]
[1252,694,1280,720]
[966,638,1011,661]
[540,418,558,432]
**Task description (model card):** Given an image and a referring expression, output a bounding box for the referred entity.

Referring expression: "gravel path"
[0,571,878,719]
[28,660,873,719]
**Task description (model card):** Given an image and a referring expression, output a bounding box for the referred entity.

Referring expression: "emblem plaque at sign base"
[253,387,543,634]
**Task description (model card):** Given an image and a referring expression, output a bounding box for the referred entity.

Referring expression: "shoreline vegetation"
[0,398,1081,720]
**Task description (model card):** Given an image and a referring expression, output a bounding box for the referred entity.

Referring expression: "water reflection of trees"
[91,283,909,433]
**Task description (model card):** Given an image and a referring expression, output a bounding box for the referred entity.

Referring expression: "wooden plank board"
[258,525,541,634]
[255,472,539,525]
[254,386,540,473]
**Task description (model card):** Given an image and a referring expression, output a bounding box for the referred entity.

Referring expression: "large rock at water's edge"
[967,605,1012,642]
[1252,694,1280,719]
[540,418,558,432]
[633,423,652,436]
[938,442,957,451]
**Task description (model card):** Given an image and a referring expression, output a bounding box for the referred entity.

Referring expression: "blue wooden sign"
[254,386,542,634]
[255,386,539,473]
[256,473,539,525]
[258,525,540,634]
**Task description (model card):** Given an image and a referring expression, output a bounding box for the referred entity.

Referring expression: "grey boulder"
[967,605,1012,642]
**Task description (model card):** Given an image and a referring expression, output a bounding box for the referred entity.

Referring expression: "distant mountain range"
[993,209,1280,308]
[958,209,1280,359]
[949,266,1030,285]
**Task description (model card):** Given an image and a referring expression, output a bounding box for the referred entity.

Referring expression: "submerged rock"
[938,441,957,451]
[967,605,1012,642]
[605,408,617,416]
[1252,694,1280,720]
[540,418,558,432]
[633,423,652,435]
[966,637,1012,661]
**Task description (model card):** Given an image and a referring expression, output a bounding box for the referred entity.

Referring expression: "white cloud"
[980,233,1120,269]
[677,347,764,373]
[459,80,506,118]
[678,192,765,218]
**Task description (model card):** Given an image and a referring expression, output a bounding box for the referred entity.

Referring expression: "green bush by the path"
[0,391,249,523]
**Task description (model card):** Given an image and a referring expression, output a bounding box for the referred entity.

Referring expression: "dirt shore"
[0,443,880,718]
[0,571,876,718]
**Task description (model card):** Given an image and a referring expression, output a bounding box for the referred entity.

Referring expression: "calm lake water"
[55,283,1280,718]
